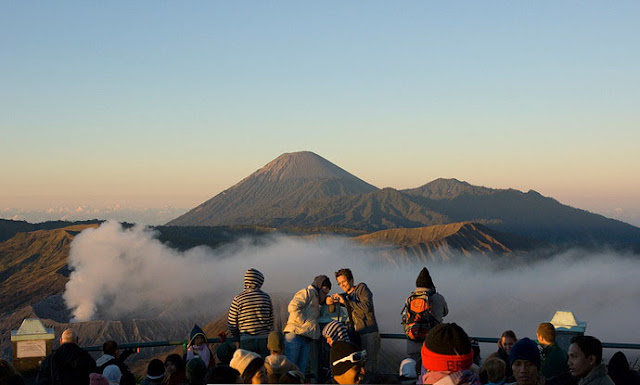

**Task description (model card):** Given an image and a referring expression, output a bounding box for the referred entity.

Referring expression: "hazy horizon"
[2,2,639,227]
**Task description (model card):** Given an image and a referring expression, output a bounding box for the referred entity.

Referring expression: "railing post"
[549,311,587,351]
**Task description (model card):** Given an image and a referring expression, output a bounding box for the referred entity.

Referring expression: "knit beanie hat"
[216,341,236,365]
[102,364,122,384]
[230,349,261,375]
[89,373,109,385]
[330,341,363,376]
[267,331,285,352]
[146,358,166,380]
[322,320,350,343]
[399,358,418,382]
[416,267,434,288]
[421,323,473,372]
[509,338,541,368]
[186,357,207,381]
[313,275,332,290]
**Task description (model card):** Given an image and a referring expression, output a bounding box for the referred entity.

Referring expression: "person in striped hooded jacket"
[227,268,274,358]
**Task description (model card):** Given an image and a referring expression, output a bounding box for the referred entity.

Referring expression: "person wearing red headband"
[419,323,480,385]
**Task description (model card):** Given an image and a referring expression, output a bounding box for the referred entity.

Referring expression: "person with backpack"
[35,329,97,385]
[401,267,448,377]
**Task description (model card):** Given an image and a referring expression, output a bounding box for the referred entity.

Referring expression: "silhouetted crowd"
[5,267,639,384]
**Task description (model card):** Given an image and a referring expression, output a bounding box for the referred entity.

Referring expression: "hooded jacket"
[227,268,274,337]
[283,277,327,339]
[265,354,299,384]
[185,324,214,367]
[608,351,640,385]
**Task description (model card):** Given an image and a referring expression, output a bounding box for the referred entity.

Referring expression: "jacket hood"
[312,275,331,291]
[608,351,630,373]
[244,268,264,289]
[188,324,207,346]
[96,354,116,367]
[265,354,293,370]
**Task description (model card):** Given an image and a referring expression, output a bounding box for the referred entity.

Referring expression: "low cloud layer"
[64,221,640,348]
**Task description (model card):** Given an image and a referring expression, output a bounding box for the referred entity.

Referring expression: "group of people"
[19,266,640,385]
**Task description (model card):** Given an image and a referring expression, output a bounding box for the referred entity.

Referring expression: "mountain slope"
[403,179,640,244]
[273,188,449,230]
[353,222,545,263]
[0,224,99,317]
[167,151,378,226]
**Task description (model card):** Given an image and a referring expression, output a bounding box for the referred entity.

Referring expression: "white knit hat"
[399,358,417,384]
[103,364,122,385]
[229,349,261,375]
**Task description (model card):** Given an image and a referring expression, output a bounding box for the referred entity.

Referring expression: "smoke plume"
[64,221,640,349]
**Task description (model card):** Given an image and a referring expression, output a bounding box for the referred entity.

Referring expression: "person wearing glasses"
[330,268,380,371]
[329,341,367,384]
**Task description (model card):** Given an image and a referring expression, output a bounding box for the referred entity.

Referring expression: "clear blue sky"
[1,1,639,225]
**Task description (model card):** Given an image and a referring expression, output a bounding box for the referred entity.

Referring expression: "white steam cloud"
[64,221,640,350]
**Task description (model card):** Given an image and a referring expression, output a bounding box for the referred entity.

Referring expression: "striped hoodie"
[227,268,274,337]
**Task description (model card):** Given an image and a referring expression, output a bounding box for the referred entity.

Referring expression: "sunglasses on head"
[332,350,367,366]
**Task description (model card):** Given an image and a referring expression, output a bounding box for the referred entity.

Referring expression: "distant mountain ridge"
[354,222,546,263]
[169,151,640,246]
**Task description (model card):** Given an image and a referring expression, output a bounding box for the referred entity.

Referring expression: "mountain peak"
[254,151,364,183]
[403,178,493,199]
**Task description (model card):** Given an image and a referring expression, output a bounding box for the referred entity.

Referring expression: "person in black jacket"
[95,340,136,385]
[35,329,97,385]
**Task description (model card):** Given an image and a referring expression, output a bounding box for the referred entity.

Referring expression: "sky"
[1,1,639,226]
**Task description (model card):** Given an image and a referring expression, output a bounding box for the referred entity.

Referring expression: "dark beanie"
[421,323,473,372]
[313,275,331,290]
[146,359,165,379]
[216,341,236,365]
[416,267,434,288]
[330,341,361,376]
[509,338,541,368]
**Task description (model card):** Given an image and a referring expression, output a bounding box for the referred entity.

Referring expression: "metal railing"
[82,334,640,352]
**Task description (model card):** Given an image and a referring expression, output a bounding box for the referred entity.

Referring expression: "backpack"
[401,290,440,342]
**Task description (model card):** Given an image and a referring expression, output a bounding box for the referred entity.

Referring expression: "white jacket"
[283,285,321,339]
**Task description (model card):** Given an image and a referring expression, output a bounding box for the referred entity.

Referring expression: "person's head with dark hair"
[499,330,518,354]
[569,336,604,378]
[335,268,355,294]
[206,365,241,384]
[509,338,540,385]
[102,340,119,357]
[164,354,186,377]
[230,349,267,384]
[536,323,557,346]
[416,267,435,289]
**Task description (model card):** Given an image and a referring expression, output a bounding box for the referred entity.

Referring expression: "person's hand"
[326,296,334,305]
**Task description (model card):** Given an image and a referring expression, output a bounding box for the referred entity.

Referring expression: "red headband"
[421,346,474,372]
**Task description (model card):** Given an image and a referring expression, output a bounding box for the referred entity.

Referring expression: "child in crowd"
[185,324,215,368]
[264,331,300,384]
